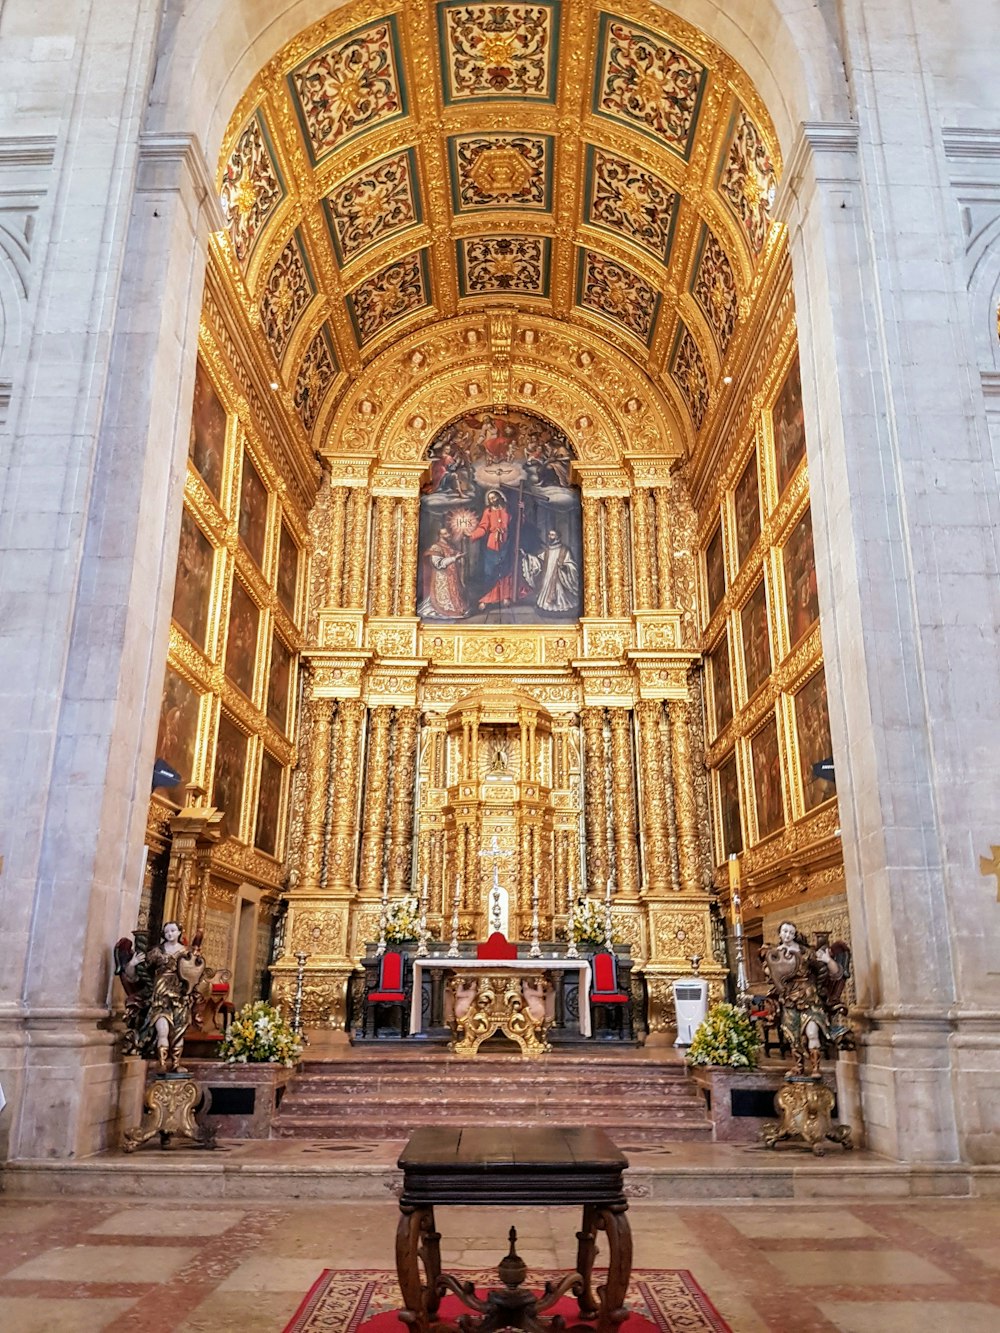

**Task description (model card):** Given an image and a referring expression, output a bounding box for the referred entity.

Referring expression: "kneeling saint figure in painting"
[521,529,580,614]
[418,526,468,620]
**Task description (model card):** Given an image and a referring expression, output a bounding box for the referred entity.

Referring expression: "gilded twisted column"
[344,488,369,608]
[631,488,656,609]
[300,695,334,892]
[520,822,532,931]
[582,495,603,617]
[397,495,420,615]
[669,694,701,893]
[635,700,671,895]
[609,709,640,901]
[654,487,675,609]
[605,497,629,617]
[358,705,392,897]
[372,496,395,616]
[388,707,419,894]
[581,707,609,889]
[328,485,349,608]
[326,699,366,890]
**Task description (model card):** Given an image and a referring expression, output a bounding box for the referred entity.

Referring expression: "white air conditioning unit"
[672,978,708,1046]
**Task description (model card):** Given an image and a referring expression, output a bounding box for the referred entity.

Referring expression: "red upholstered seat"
[591,950,629,1002]
[368,949,407,1001]
[477,932,517,960]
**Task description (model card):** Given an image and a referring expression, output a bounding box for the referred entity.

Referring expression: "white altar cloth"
[409,956,593,1038]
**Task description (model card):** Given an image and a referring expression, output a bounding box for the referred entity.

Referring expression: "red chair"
[477,932,517,960]
[589,950,633,1040]
[365,950,410,1038]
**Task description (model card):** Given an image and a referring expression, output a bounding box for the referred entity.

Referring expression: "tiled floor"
[1,1195,999,1332]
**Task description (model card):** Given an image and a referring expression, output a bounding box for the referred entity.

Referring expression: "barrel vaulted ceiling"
[214,0,782,455]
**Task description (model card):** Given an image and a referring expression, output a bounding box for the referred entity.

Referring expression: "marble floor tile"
[174,1289,305,1333]
[819,1300,1000,1333]
[0,1296,136,1332]
[766,1246,955,1286]
[5,1243,198,1285]
[216,1255,332,1293]
[88,1207,247,1236]
[724,1207,880,1239]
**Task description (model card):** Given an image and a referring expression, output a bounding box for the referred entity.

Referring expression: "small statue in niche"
[760,921,853,1077]
[115,921,207,1072]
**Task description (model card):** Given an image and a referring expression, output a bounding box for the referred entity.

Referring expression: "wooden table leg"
[596,1203,632,1332]
[575,1202,600,1319]
[396,1202,430,1330]
[422,1205,442,1318]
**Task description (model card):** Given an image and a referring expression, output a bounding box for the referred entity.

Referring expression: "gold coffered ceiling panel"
[215,0,783,454]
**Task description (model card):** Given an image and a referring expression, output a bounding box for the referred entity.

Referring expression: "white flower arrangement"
[383,894,422,943]
[219,1000,302,1066]
[569,897,614,948]
[685,1002,761,1069]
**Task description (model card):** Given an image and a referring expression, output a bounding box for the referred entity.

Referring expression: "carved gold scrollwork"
[609,709,640,900]
[345,487,370,608]
[389,707,419,894]
[327,699,366,890]
[635,700,671,895]
[358,705,392,897]
[631,488,656,610]
[300,695,334,892]
[604,497,629,618]
[328,485,349,608]
[669,692,702,894]
[582,496,603,617]
[581,707,609,888]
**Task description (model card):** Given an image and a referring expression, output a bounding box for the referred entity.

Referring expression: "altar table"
[408,956,593,1038]
[396,1125,632,1332]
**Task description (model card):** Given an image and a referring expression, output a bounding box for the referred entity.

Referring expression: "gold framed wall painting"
[709,629,733,737]
[733,449,761,566]
[189,357,227,500]
[255,749,284,856]
[772,353,806,497]
[751,711,784,840]
[740,577,771,699]
[225,579,260,699]
[213,712,249,835]
[155,668,202,800]
[277,520,300,619]
[716,751,743,857]
[705,520,725,619]
[795,668,836,812]
[239,450,270,568]
[782,505,819,650]
[171,508,215,649]
[266,632,293,734]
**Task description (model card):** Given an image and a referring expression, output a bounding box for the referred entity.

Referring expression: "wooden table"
[396,1126,631,1331]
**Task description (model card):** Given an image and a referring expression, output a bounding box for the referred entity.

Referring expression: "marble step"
[272,1114,713,1143]
[277,1096,708,1123]
[287,1076,697,1098]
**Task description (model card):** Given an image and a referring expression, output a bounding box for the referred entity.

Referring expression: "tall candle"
[605,876,612,903]
[454,874,461,906]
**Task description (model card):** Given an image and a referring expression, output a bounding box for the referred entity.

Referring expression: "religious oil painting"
[752,713,784,840]
[796,668,836,812]
[213,713,247,833]
[189,358,226,498]
[255,749,284,856]
[773,354,806,495]
[155,669,201,800]
[710,631,733,737]
[705,522,725,618]
[239,451,269,567]
[277,521,299,617]
[418,410,582,625]
[717,752,742,856]
[267,632,292,734]
[733,450,761,566]
[783,506,819,648]
[225,580,260,698]
[740,578,771,699]
[171,508,214,649]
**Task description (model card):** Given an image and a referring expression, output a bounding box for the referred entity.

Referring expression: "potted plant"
[220,1000,303,1066]
[685,1002,760,1069]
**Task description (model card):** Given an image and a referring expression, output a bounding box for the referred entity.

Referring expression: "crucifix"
[479,833,514,933]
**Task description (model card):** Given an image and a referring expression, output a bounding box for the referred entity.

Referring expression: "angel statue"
[760,921,853,1077]
[114,921,207,1073]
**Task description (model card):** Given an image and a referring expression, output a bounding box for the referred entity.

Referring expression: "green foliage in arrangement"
[685,1002,761,1069]
[219,1000,303,1066]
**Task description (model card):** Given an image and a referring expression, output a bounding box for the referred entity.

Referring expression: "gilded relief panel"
[582,145,677,265]
[717,103,776,257]
[576,248,660,346]
[448,133,553,212]
[323,147,422,266]
[669,322,709,430]
[438,2,560,105]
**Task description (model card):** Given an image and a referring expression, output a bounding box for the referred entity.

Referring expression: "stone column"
[668,695,701,894]
[653,488,675,609]
[604,497,629,617]
[328,485,349,608]
[609,709,640,901]
[398,496,420,615]
[631,488,656,609]
[357,705,392,897]
[371,497,395,616]
[388,707,419,895]
[635,700,672,895]
[326,699,366,891]
[581,495,603,617]
[344,488,370,608]
[581,707,609,889]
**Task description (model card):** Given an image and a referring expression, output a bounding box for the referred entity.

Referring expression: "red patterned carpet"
[282,1268,732,1331]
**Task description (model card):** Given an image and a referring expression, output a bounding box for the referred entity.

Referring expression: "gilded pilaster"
[581,707,609,888]
[669,693,702,894]
[388,706,419,894]
[398,496,420,616]
[631,488,656,610]
[326,698,366,890]
[328,485,349,608]
[300,695,334,892]
[372,496,395,616]
[605,496,629,617]
[609,709,640,901]
[345,488,369,608]
[654,487,675,609]
[582,495,603,617]
[358,704,392,897]
[636,699,672,895]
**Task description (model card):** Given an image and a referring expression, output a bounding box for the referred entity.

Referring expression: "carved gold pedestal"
[122,1073,216,1152]
[762,1076,853,1156]
[449,974,550,1058]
